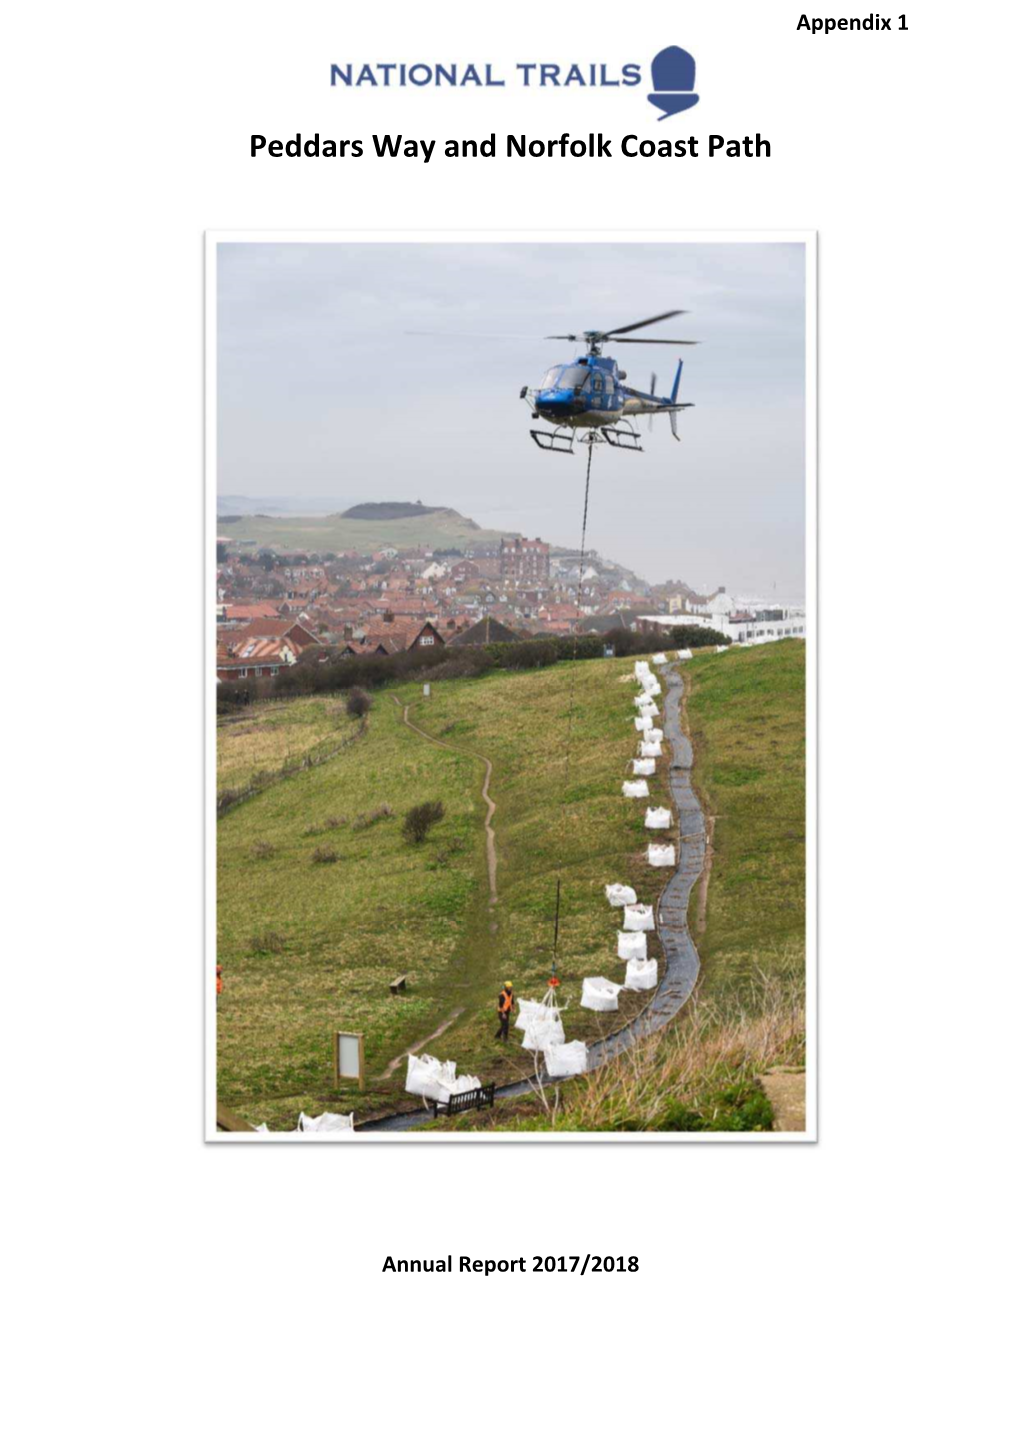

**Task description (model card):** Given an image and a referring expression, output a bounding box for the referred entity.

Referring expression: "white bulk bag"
[405,1054,476,1103]
[516,998,547,1031]
[625,957,659,992]
[647,844,676,868]
[604,883,637,908]
[675,648,693,661]
[652,652,668,664]
[521,1010,565,1051]
[645,728,663,744]
[639,740,662,758]
[645,807,673,830]
[633,695,652,710]
[632,758,655,776]
[617,930,648,961]
[623,780,649,798]
[582,976,622,1012]
[298,1111,355,1133]
[544,1040,587,1078]
[405,1053,446,1101]
[634,715,652,733]
[716,645,728,654]
[638,701,659,718]
[623,903,655,932]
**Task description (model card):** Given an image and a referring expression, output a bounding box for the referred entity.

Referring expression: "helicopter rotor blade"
[406,330,540,340]
[648,373,657,431]
[611,337,699,345]
[604,310,687,337]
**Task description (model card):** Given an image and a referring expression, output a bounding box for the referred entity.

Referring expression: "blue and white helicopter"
[520,309,697,453]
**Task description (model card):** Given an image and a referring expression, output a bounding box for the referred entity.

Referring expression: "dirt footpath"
[758,1068,806,1131]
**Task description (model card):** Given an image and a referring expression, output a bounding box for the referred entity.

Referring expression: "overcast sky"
[217,241,806,597]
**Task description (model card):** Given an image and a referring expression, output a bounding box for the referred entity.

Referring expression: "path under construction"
[360,656,705,1132]
[392,694,498,904]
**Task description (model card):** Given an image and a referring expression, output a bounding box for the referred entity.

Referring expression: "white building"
[639,596,807,646]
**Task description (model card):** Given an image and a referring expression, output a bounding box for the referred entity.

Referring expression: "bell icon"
[647,45,699,119]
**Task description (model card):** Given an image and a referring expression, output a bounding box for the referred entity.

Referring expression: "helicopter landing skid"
[529,423,643,454]
[529,428,577,453]
[602,425,643,453]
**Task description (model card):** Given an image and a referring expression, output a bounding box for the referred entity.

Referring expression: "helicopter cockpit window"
[541,368,562,389]
[559,366,589,389]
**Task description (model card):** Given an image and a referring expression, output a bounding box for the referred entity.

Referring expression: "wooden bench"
[389,974,408,996]
[429,1083,496,1119]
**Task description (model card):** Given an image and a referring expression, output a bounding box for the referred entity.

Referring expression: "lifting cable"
[563,435,595,790]
[551,436,595,981]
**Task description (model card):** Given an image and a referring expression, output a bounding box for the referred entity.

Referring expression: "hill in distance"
[341,501,447,522]
[215,502,518,554]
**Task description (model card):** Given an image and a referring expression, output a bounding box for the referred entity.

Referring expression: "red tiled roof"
[223,603,280,621]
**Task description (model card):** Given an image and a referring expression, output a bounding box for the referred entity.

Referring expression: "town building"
[499,537,550,584]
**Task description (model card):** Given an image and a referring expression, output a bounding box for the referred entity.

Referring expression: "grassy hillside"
[685,639,806,1006]
[431,640,807,1133]
[217,655,676,1129]
[217,697,361,794]
[215,506,515,554]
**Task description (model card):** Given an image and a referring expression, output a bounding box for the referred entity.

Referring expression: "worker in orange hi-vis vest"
[216,964,223,997]
[494,981,515,1041]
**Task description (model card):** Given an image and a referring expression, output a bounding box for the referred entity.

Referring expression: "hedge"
[216,625,729,713]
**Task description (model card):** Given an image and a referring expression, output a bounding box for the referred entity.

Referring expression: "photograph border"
[204,228,817,1144]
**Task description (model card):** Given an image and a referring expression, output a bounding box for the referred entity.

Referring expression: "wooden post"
[552,879,561,967]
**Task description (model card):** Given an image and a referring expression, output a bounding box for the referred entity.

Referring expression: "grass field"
[215,507,514,555]
[430,639,807,1132]
[685,639,806,1008]
[217,654,676,1128]
[217,697,362,794]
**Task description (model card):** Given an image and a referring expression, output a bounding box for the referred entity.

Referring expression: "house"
[362,620,446,654]
[216,617,323,681]
[230,618,321,650]
[337,640,390,659]
[220,602,281,625]
[216,637,297,681]
[449,616,522,647]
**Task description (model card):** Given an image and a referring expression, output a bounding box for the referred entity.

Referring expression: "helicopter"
[519,309,698,454]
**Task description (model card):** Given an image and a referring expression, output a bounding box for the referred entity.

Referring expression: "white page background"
[4,3,1015,1438]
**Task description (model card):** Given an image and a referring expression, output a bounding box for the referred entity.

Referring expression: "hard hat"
[505,980,513,988]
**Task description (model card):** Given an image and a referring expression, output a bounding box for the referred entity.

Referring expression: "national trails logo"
[329,46,701,120]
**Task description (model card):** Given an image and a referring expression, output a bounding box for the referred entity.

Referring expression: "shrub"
[250,929,286,953]
[403,799,446,844]
[324,814,347,830]
[311,845,339,865]
[250,840,275,860]
[425,648,494,681]
[669,624,729,649]
[351,804,394,832]
[500,639,559,671]
[345,687,373,718]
